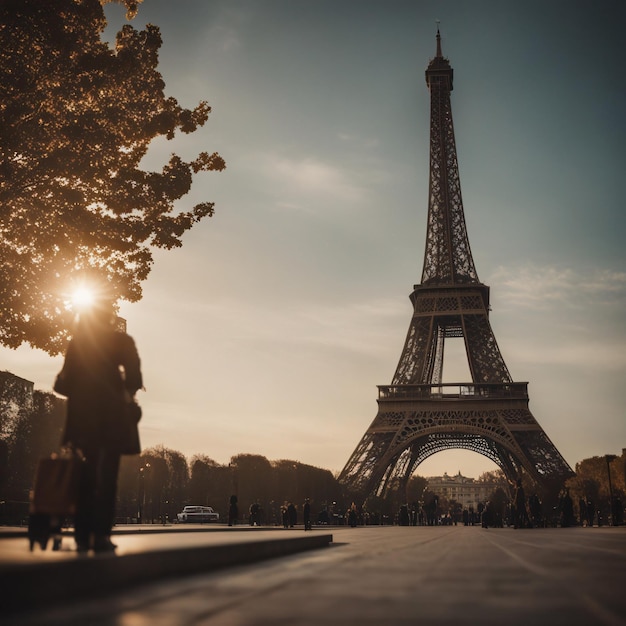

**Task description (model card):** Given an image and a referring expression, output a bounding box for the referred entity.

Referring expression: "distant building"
[0,371,35,441]
[426,471,500,511]
[0,370,34,397]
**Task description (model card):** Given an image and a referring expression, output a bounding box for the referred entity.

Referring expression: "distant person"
[54,298,143,553]
[399,504,410,526]
[514,479,529,529]
[228,495,238,526]
[611,496,623,526]
[586,498,595,527]
[303,498,311,530]
[347,503,358,527]
[559,488,575,527]
[578,498,587,527]
[287,502,297,528]
[529,493,543,528]
[249,501,260,526]
[281,503,289,529]
[426,495,439,526]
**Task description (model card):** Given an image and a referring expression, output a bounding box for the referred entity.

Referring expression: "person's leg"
[93,450,121,551]
[74,453,97,551]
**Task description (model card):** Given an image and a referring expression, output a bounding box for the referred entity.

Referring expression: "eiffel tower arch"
[338,31,574,504]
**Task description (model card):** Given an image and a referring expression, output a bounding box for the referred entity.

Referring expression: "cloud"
[488,264,626,311]
[487,263,626,371]
[337,132,380,149]
[505,334,626,370]
[182,295,404,359]
[268,154,366,205]
[211,24,242,52]
[202,5,252,53]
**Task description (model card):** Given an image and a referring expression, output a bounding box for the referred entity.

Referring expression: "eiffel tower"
[338,31,574,502]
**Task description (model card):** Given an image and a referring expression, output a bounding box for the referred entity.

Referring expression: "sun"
[71,285,96,311]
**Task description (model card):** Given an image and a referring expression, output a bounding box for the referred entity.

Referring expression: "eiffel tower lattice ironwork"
[338,31,574,501]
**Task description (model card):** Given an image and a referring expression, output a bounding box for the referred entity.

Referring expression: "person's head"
[75,299,115,334]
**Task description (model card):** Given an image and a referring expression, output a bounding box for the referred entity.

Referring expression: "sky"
[3,0,625,478]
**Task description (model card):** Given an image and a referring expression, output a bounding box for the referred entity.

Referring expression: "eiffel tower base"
[339,383,574,509]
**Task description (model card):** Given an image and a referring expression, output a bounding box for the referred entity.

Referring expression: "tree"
[137,446,168,522]
[188,454,218,504]
[117,452,144,520]
[13,390,66,497]
[485,487,508,527]
[0,0,225,354]
[0,377,65,523]
[406,474,428,506]
[161,446,189,521]
[188,455,231,518]
[0,372,34,504]
[567,453,626,525]
[138,444,188,522]
[477,469,508,486]
[229,454,273,518]
[272,459,340,511]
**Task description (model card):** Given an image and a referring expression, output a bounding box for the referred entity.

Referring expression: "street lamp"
[137,462,151,524]
[605,454,617,526]
[137,467,145,523]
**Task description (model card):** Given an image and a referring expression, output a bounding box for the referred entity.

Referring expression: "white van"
[176,505,220,523]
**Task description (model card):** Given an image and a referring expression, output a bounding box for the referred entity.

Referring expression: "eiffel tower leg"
[339,429,397,502]
[463,314,512,383]
[380,447,416,504]
[392,316,436,385]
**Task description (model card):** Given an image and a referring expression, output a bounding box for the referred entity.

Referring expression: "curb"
[0,524,330,539]
[2,533,333,615]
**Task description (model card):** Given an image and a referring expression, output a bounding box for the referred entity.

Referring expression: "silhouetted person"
[303,498,312,530]
[249,501,260,526]
[586,498,595,527]
[529,493,543,528]
[425,495,439,526]
[470,502,485,526]
[559,488,575,527]
[228,495,238,526]
[399,504,410,526]
[514,479,529,529]
[611,496,623,526]
[55,300,142,553]
[482,501,493,528]
[287,502,297,527]
[347,503,358,527]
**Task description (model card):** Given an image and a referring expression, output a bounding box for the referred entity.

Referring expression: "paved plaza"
[3,525,626,625]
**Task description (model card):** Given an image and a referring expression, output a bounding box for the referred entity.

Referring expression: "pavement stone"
[2,525,625,626]
[0,524,333,616]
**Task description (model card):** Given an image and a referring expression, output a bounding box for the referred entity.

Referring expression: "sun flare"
[71,286,96,311]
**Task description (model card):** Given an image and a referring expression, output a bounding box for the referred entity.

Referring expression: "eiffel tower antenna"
[338,32,573,504]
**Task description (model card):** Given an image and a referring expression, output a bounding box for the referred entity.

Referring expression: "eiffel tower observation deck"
[338,31,574,503]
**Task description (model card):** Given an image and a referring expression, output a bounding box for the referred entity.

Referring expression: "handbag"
[118,395,142,455]
[125,398,142,423]
[30,450,83,517]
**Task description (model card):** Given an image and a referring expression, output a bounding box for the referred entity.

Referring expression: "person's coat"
[55,326,142,455]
